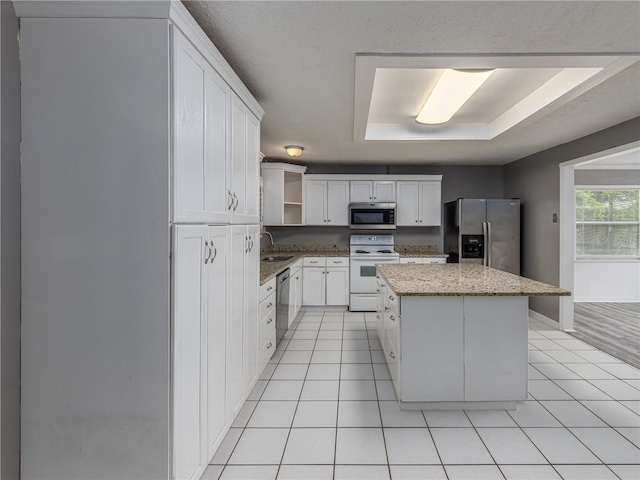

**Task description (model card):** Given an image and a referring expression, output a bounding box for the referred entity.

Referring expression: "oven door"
[350,256,400,294]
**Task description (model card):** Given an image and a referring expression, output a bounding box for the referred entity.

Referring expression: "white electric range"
[349,234,400,311]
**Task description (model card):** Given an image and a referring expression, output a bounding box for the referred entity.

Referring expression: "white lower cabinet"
[302,257,349,306]
[173,225,229,480]
[230,225,260,417]
[376,277,528,407]
[258,278,277,373]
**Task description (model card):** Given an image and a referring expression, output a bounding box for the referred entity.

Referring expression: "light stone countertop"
[259,249,349,285]
[259,244,448,285]
[377,263,571,297]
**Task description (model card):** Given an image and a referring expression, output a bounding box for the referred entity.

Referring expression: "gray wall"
[268,165,504,251]
[0,2,21,479]
[575,169,640,185]
[504,117,640,321]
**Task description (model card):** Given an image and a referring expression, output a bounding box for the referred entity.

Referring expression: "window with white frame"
[576,187,640,257]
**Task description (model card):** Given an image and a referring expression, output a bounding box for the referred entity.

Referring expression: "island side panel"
[463,296,529,401]
[401,297,464,402]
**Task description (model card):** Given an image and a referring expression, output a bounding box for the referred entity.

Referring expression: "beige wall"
[504,117,640,321]
[1,1,21,478]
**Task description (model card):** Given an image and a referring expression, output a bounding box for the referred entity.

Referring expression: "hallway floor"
[203,309,640,480]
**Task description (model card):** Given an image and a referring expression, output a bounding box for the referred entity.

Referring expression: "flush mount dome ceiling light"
[285,145,304,157]
[416,69,494,125]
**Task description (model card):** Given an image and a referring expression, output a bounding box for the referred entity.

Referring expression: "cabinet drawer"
[423,257,447,264]
[259,291,276,320]
[386,289,400,313]
[387,336,400,400]
[259,331,277,368]
[259,278,276,302]
[399,257,422,264]
[259,308,276,346]
[303,257,326,267]
[326,257,349,266]
[387,311,400,358]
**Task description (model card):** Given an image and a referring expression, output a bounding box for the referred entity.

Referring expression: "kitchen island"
[375,263,570,410]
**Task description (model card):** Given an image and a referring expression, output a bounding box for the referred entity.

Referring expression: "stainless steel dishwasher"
[276,268,291,346]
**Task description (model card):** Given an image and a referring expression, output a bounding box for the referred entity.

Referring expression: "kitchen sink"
[262,256,294,262]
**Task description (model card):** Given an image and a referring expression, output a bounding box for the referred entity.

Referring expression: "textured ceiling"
[182,1,640,165]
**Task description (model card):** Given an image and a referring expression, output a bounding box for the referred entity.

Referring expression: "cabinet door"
[327,181,349,225]
[464,297,528,401]
[305,180,327,225]
[244,112,261,223]
[173,225,208,480]
[294,269,304,318]
[419,181,442,226]
[228,227,246,418]
[243,225,260,397]
[203,66,231,223]
[173,33,207,224]
[396,182,419,226]
[326,267,349,306]
[206,227,229,456]
[400,297,464,402]
[350,181,373,202]
[230,94,247,222]
[373,181,396,202]
[302,268,326,306]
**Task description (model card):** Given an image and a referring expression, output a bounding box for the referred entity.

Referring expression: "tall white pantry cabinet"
[16,2,264,480]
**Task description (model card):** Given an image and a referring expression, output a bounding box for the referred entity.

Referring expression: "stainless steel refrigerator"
[444,199,521,275]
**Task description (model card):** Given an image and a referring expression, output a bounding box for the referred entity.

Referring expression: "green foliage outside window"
[576,189,639,256]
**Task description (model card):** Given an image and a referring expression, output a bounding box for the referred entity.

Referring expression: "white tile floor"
[204,309,640,480]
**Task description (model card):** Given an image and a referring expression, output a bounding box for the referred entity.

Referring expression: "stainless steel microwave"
[349,203,396,230]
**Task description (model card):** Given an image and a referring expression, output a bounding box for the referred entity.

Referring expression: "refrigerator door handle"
[487,221,492,267]
[482,222,488,266]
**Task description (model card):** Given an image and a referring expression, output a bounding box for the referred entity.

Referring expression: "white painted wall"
[575,261,640,302]
[0,2,22,478]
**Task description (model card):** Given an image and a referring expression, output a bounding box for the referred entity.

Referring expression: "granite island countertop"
[377,263,571,297]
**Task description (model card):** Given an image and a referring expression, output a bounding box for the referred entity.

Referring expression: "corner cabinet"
[17,2,264,480]
[261,163,307,226]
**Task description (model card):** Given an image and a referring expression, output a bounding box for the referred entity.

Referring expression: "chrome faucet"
[261,230,274,246]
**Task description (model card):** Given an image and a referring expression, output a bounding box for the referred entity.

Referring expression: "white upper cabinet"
[261,163,307,226]
[230,94,260,224]
[305,179,349,226]
[396,181,442,226]
[173,32,260,226]
[350,180,396,202]
[174,31,231,224]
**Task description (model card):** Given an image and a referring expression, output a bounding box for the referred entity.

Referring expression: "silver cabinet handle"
[267,318,273,324]
[384,306,389,311]
[204,240,210,264]
[376,314,380,319]
[390,352,396,359]
[267,302,273,308]
[295,276,299,280]
[380,283,386,288]
[376,289,380,293]
[211,241,217,262]
[389,295,395,302]
[232,193,239,211]
[327,219,330,223]
[267,286,273,291]
[245,235,249,253]
[267,342,273,349]
[228,191,234,210]
[390,315,396,322]
[310,261,319,264]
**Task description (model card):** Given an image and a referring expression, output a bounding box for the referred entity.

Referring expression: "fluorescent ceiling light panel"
[416,69,493,124]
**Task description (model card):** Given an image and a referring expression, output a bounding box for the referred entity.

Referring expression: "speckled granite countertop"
[396,245,448,258]
[377,263,571,297]
[260,245,349,285]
